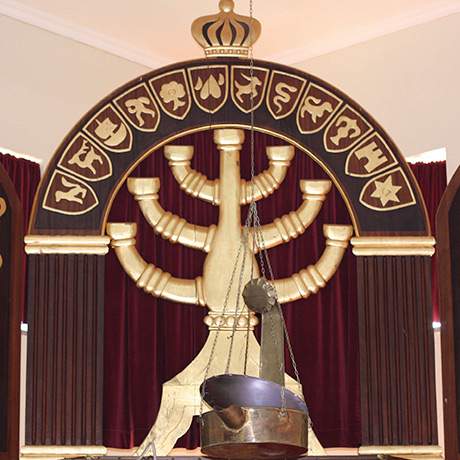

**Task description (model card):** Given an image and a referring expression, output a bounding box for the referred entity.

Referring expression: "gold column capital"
[358,444,442,456]
[20,445,107,457]
[24,234,110,255]
[351,236,436,256]
[164,144,194,164]
[204,312,259,331]
[213,128,245,149]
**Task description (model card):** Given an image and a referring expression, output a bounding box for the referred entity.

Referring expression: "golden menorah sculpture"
[106,128,353,456]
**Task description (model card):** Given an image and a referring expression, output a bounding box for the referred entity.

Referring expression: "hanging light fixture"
[196,2,310,458]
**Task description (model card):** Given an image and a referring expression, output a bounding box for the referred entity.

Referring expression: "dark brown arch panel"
[28,58,429,236]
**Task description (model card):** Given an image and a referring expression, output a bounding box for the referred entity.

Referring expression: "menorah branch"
[240,145,295,204]
[273,224,353,303]
[254,180,332,251]
[164,144,294,206]
[106,222,205,306]
[164,145,220,204]
[128,177,216,252]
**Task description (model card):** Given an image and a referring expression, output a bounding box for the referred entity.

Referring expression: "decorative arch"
[29,58,430,236]
[23,58,438,459]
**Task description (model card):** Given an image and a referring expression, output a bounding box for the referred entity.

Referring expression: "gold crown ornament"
[191,0,262,57]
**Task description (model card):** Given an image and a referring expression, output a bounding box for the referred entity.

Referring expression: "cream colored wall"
[1,13,458,175]
[0,15,149,168]
[295,12,460,179]
[0,18,148,445]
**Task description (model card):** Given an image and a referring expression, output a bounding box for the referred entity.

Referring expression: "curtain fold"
[0,153,40,233]
[409,161,446,322]
[0,143,444,448]
[0,152,40,320]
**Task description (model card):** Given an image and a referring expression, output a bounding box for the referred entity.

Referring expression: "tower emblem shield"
[346,133,397,177]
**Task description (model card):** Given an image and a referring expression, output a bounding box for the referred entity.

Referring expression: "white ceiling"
[1,0,460,67]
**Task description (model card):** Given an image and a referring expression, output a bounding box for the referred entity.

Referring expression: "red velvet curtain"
[0,152,41,320]
[409,161,447,321]
[104,131,360,448]
[103,133,446,450]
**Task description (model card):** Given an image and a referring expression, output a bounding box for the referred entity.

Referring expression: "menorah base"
[136,330,325,456]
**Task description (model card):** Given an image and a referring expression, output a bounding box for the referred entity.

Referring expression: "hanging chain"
[201,0,304,422]
[225,227,250,373]
[200,12,234,419]
[242,0,302,389]
[243,0,256,375]
[200,236,246,419]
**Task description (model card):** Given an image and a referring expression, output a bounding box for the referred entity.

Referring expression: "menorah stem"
[203,129,259,311]
[215,129,244,230]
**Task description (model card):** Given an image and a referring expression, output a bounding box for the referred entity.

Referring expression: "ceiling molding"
[0,0,170,69]
[266,1,460,64]
[1,0,460,69]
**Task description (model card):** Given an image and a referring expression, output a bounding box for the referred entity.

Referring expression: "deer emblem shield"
[231,66,270,113]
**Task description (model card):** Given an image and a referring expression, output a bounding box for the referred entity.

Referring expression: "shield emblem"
[188,65,228,113]
[346,133,398,177]
[57,133,112,182]
[43,171,98,216]
[266,71,306,120]
[150,69,191,120]
[114,83,160,132]
[231,66,269,113]
[84,104,133,153]
[324,105,372,153]
[297,83,342,134]
[360,167,416,211]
